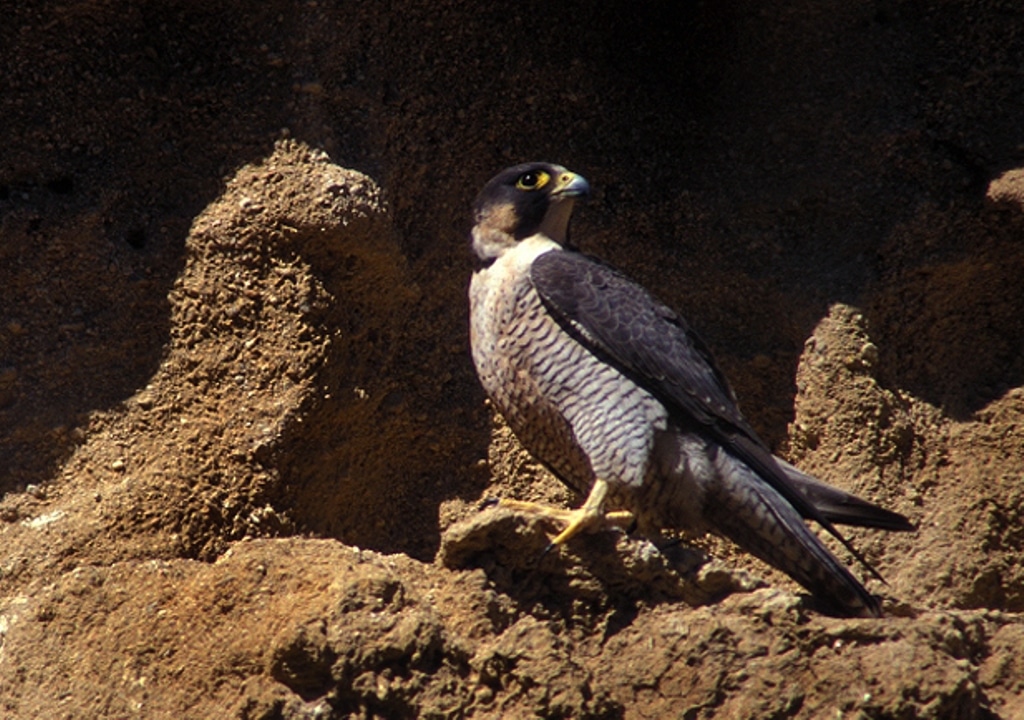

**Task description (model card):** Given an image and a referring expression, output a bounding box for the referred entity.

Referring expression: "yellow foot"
[490,479,633,546]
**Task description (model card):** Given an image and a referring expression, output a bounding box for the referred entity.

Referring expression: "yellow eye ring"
[516,170,550,191]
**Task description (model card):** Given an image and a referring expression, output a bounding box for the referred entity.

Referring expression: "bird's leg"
[490,478,633,543]
[549,477,609,546]
[490,499,577,522]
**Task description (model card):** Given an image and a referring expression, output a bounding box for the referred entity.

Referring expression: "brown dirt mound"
[2,1,1024,718]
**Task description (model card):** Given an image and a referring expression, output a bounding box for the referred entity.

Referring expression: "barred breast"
[469,239,668,506]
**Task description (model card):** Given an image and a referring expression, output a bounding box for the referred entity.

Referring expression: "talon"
[605,510,636,533]
[478,496,500,510]
[484,480,625,548]
[548,508,601,546]
[546,478,611,547]
[490,497,576,522]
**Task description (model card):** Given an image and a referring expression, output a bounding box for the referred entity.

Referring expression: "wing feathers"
[530,249,907,582]
[776,457,916,532]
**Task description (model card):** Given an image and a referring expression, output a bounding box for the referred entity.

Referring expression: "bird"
[467,161,913,618]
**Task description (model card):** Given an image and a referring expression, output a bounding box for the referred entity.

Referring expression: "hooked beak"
[551,171,590,201]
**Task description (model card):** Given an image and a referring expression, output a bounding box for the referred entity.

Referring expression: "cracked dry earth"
[3,2,1024,718]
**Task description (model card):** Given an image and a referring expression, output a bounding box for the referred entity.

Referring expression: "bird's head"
[471,162,590,263]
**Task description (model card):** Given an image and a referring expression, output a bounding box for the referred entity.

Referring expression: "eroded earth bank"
[2,2,1024,718]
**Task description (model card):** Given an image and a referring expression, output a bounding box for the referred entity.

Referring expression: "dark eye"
[516,170,550,191]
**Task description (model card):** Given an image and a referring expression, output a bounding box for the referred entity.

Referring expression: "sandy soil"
[2,1,1023,717]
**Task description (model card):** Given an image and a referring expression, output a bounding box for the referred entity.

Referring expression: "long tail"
[774,457,915,532]
[703,447,882,617]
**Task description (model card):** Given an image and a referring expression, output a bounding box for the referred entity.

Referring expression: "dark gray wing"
[531,250,754,436]
[530,250,892,579]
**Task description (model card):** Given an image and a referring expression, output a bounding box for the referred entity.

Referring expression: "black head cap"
[471,162,590,261]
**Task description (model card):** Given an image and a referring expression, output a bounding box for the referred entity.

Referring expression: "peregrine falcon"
[468,162,913,618]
